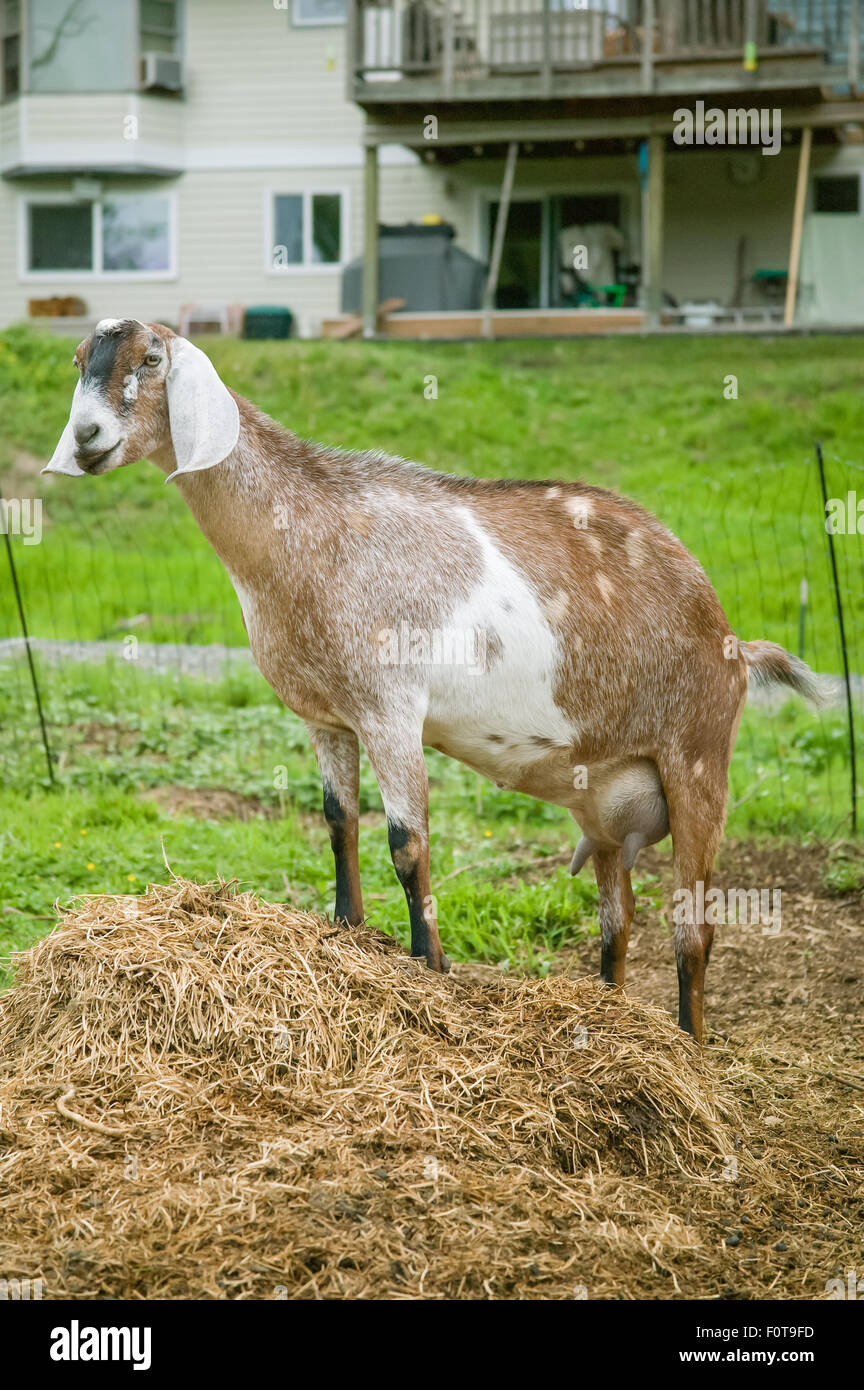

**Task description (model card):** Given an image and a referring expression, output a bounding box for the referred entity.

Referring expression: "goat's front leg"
[306,723,364,928]
[362,723,450,973]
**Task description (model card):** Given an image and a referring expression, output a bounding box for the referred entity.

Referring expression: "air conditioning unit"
[141,52,183,92]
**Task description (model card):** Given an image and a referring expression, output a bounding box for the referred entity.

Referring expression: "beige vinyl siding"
[0,98,21,167]
[2,0,844,330]
[183,0,362,150]
[0,160,463,333]
[0,0,469,331]
[4,95,184,171]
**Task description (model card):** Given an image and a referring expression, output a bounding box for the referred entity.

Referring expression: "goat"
[44,318,828,1041]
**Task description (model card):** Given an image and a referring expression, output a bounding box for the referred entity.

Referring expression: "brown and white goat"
[45,318,825,1041]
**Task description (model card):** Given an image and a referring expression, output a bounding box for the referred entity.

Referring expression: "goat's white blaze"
[422,505,575,781]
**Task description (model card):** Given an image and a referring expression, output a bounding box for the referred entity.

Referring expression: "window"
[311,193,341,263]
[29,201,91,270]
[3,1,182,95]
[24,194,173,276]
[292,0,345,26]
[271,192,345,269]
[2,0,21,98]
[101,195,172,271]
[27,0,136,92]
[814,176,860,214]
[140,0,180,55]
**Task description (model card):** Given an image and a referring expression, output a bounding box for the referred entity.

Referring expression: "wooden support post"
[643,131,665,330]
[362,141,379,340]
[641,0,654,92]
[482,141,519,341]
[784,126,812,328]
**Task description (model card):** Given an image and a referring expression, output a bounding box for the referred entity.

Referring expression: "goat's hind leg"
[594,847,634,988]
[307,723,364,928]
[661,760,728,1043]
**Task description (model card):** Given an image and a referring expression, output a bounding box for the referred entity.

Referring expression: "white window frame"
[291,0,346,28]
[18,190,178,281]
[266,188,350,274]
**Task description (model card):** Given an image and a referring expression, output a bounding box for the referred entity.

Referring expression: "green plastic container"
[243,305,293,339]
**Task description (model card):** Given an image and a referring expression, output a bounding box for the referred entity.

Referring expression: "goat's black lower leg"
[307,724,364,928]
[362,726,449,972]
[387,820,450,972]
[324,787,363,926]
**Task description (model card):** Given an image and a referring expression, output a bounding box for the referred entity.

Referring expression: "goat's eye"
[144,353,161,367]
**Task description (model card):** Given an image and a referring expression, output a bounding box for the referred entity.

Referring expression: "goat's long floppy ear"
[41,381,86,476]
[164,337,240,484]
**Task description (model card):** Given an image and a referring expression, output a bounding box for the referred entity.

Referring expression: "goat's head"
[43,318,240,484]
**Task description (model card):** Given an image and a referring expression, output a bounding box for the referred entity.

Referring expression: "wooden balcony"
[348,0,860,107]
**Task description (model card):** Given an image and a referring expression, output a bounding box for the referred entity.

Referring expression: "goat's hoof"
[417,951,451,974]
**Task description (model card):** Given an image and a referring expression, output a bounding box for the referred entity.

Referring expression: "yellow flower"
[127,875,136,883]
[54,841,61,848]
[87,862,95,871]
[80,829,87,836]
[484,830,492,838]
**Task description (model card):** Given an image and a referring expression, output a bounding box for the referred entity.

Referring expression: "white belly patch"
[422,506,575,779]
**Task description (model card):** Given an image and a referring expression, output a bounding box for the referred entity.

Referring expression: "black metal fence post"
[2,506,56,786]
[816,442,857,836]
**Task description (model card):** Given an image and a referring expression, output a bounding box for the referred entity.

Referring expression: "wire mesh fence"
[1,444,862,839]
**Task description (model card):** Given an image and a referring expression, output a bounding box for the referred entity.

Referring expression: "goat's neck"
[149,406,300,586]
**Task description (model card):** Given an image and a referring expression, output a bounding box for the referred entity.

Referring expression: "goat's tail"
[739,640,837,708]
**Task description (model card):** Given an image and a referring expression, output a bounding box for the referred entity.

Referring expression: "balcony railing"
[349,0,858,100]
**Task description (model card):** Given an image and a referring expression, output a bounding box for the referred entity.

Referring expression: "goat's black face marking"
[83,320,137,392]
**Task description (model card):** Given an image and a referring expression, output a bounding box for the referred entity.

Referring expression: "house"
[1,1,863,337]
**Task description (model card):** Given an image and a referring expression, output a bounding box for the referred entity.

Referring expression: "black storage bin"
[243,305,293,339]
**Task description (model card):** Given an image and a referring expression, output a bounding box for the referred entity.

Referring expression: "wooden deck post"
[482,141,519,340]
[643,131,665,330]
[784,125,812,328]
[362,141,379,340]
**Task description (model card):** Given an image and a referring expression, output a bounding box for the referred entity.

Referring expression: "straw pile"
[0,880,769,1299]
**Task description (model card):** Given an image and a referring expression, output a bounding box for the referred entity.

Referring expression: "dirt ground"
[568,841,862,1066]
[456,839,864,1298]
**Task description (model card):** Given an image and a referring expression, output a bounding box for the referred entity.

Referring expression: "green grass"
[3,327,864,653]
[1,328,862,973]
[0,660,600,977]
